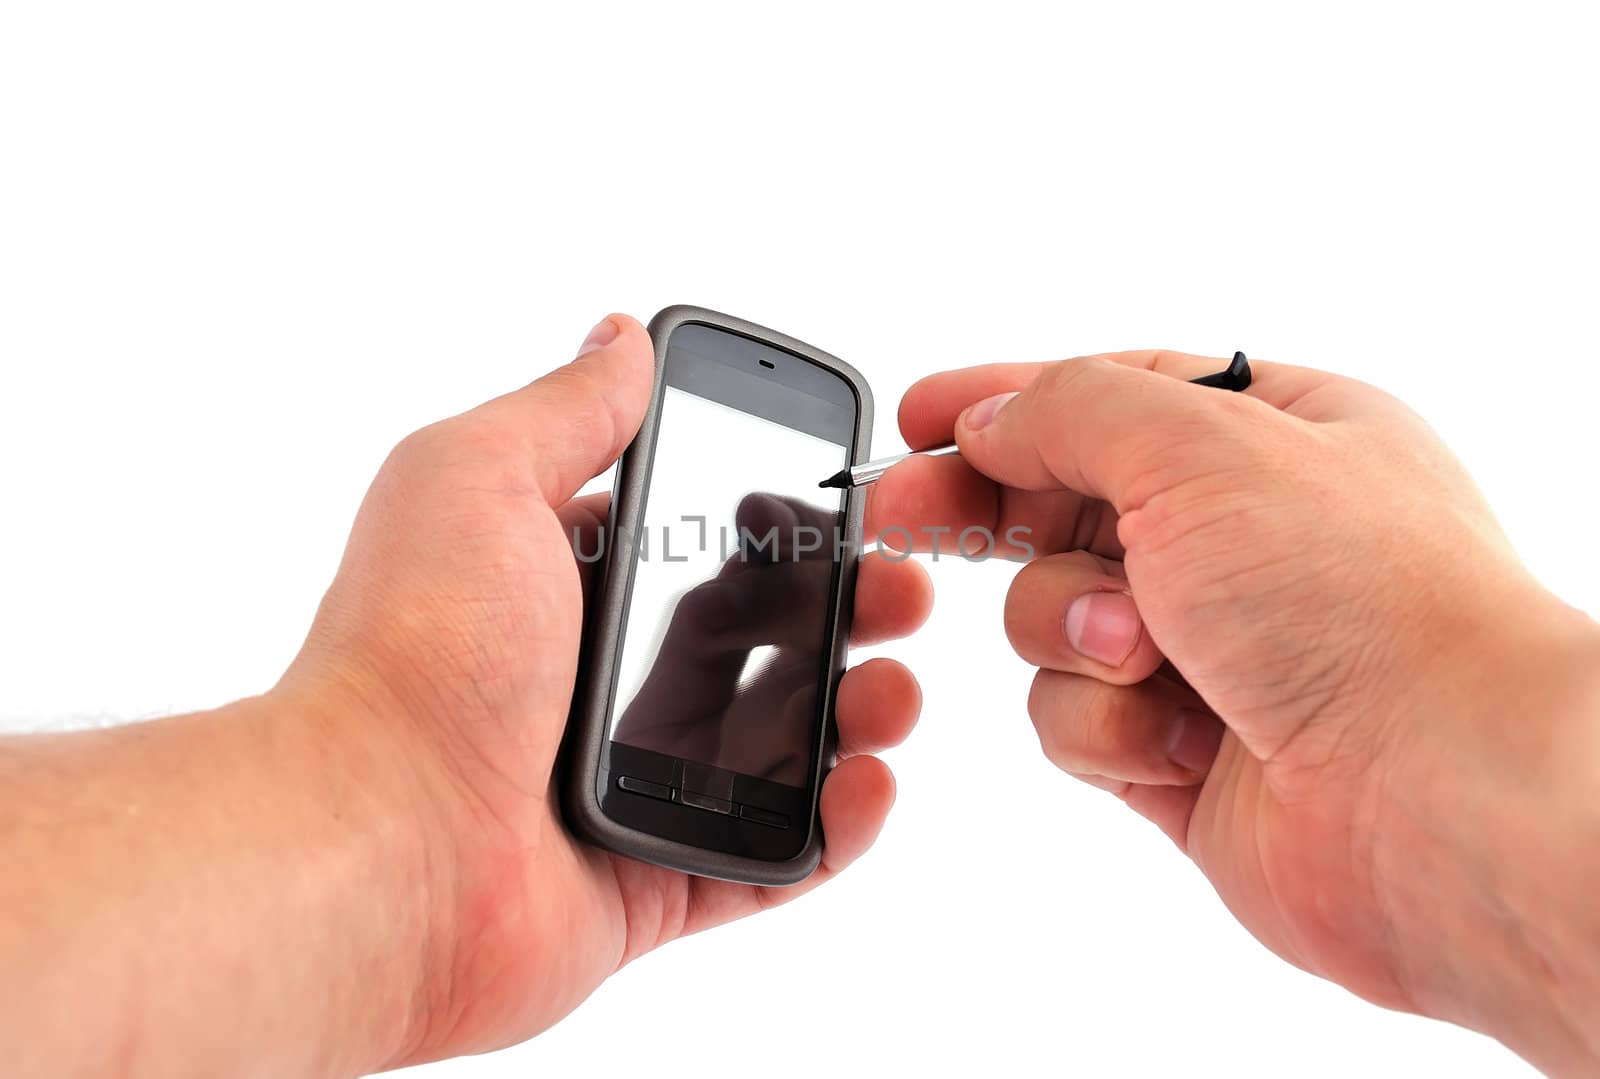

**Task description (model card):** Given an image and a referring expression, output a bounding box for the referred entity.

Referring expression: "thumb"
[477,314,655,505]
[952,355,1267,512]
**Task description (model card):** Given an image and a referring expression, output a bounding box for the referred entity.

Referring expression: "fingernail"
[1166,709,1223,774]
[963,391,1019,431]
[1063,590,1142,667]
[577,316,619,357]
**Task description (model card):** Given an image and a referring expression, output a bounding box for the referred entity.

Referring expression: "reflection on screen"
[611,387,847,787]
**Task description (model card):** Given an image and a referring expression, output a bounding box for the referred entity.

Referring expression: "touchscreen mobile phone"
[562,306,871,885]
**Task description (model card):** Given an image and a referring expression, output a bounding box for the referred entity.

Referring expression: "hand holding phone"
[258,312,927,1061]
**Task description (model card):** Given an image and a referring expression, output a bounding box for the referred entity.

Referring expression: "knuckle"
[543,364,623,450]
[1026,671,1058,735]
[1036,674,1143,775]
[385,420,454,476]
[1028,671,1096,773]
[1037,355,1106,405]
[1039,548,1110,580]
[382,413,525,504]
[1075,681,1134,757]
[1068,771,1132,795]
[1001,575,1032,652]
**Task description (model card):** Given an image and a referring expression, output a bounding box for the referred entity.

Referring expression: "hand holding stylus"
[870,350,1600,1075]
[820,351,1251,489]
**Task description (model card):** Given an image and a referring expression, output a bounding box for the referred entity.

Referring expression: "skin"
[0,315,932,1076]
[868,350,1600,1076]
[1,323,1596,1076]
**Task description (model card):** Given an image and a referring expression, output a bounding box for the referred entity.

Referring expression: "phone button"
[737,804,790,829]
[676,789,734,815]
[616,775,673,802]
[677,762,737,800]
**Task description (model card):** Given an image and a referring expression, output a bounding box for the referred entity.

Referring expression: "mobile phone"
[562,305,871,886]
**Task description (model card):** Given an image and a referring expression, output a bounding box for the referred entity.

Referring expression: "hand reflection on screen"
[613,492,843,787]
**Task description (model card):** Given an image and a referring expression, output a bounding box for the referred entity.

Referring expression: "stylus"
[818,352,1252,490]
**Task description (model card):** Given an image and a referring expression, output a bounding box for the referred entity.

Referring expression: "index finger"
[952,354,1282,506]
[898,350,1337,451]
[866,453,1117,560]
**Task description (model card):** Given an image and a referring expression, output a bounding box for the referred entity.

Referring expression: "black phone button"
[617,775,673,801]
[738,804,790,829]
[677,789,734,815]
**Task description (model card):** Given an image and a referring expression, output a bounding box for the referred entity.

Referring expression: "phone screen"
[608,325,854,797]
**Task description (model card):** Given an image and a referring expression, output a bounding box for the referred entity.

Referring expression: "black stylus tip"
[818,469,850,489]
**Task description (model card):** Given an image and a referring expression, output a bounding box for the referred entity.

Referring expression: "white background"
[2,3,1595,1077]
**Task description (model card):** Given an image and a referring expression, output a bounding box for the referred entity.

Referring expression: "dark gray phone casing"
[560,305,873,886]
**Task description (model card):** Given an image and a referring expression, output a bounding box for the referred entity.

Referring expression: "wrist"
[1377,595,1600,1073]
[1484,608,1600,1073]
[0,680,464,1078]
[253,671,463,1073]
